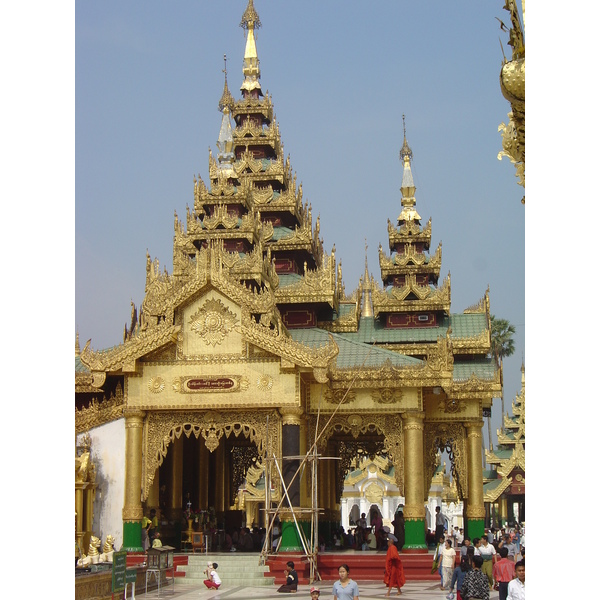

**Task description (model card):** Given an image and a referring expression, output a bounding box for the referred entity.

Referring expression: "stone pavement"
[137,579,501,599]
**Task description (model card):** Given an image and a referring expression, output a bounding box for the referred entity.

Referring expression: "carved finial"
[399,114,413,163]
[75,331,80,357]
[240,0,261,30]
[218,54,235,113]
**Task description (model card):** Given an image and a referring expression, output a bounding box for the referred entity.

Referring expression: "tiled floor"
[138,579,500,599]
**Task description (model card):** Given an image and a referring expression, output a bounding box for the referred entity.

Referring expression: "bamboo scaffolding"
[258,344,376,582]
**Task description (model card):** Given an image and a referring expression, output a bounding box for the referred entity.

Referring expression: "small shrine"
[484,363,525,526]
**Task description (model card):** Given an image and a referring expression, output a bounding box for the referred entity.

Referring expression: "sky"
[75,0,524,447]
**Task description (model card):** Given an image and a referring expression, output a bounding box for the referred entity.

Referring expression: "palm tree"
[488,315,516,452]
[490,315,516,365]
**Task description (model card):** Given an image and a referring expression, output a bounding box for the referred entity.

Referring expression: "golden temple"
[75,0,518,556]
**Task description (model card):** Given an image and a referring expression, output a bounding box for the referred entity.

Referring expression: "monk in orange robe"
[384,535,406,596]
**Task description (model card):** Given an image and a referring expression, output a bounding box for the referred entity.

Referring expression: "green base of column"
[122,521,143,552]
[279,519,310,552]
[466,518,485,540]
[404,518,427,550]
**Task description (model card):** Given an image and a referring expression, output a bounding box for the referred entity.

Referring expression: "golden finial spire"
[398,115,420,222]
[75,331,80,357]
[240,0,261,30]
[240,0,262,95]
[399,114,413,163]
[218,54,235,113]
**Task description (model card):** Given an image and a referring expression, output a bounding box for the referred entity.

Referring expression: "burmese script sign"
[172,375,250,394]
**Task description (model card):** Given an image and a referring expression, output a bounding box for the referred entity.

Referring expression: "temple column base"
[279,519,309,552]
[466,518,485,540]
[403,518,427,550]
[122,520,143,552]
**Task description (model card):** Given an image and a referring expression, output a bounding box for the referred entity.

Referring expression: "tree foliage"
[490,315,516,364]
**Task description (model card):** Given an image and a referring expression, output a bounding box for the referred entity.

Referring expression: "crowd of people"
[432,521,525,600]
[329,510,406,553]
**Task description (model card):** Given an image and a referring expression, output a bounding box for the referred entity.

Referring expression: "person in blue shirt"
[332,564,359,600]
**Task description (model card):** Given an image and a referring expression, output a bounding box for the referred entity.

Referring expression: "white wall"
[78,418,125,550]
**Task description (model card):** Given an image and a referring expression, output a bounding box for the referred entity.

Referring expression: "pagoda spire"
[239,0,262,96]
[361,239,374,317]
[398,115,421,223]
[216,54,235,175]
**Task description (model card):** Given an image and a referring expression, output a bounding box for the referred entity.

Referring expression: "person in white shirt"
[440,538,456,589]
[478,537,497,589]
[455,527,464,547]
[203,562,222,589]
[507,560,525,599]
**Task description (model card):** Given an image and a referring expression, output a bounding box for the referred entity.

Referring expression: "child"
[203,562,221,589]
[310,586,320,599]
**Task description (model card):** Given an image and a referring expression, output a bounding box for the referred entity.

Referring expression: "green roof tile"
[75,356,90,374]
[452,359,496,382]
[288,328,423,369]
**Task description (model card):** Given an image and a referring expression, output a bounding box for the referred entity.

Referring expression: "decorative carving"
[189,298,238,346]
[372,388,403,404]
[148,376,165,394]
[122,506,144,522]
[439,397,465,413]
[324,387,356,404]
[256,374,273,391]
[231,446,260,505]
[75,384,124,434]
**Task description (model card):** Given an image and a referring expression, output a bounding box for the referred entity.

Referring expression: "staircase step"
[176,553,275,586]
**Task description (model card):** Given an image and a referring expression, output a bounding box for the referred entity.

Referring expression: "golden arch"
[308,413,405,496]
[142,409,281,501]
[424,422,468,501]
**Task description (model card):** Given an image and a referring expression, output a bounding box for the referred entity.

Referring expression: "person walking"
[493,547,515,600]
[432,534,445,590]
[479,536,497,589]
[441,538,457,589]
[449,555,472,600]
[507,560,525,600]
[461,555,490,600]
[332,564,359,600]
[383,535,405,596]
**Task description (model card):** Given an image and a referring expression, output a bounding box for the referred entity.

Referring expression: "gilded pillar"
[197,438,209,510]
[85,485,96,532]
[328,457,337,513]
[215,441,226,512]
[299,418,309,507]
[166,436,183,521]
[402,412,427,550]
[122,409,145,551]
[75,486,84,548]
[465,421,486,539]
[500,497,508,526]
[279,408,303,551]
[146,472,159,512]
